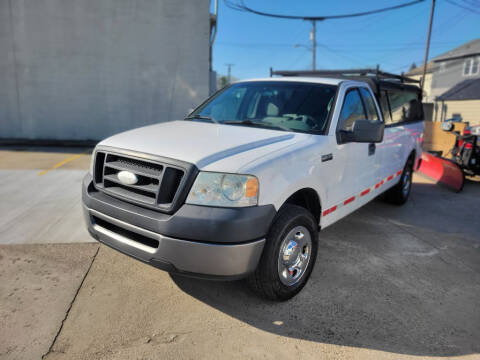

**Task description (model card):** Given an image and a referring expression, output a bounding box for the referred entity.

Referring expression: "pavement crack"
[41,245,100,360]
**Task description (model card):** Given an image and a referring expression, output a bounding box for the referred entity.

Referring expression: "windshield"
[186,81,337,134]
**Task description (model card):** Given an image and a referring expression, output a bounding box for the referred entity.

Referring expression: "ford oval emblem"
[117,170,138,185]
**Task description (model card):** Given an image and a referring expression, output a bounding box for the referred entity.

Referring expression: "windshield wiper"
[223,120,290,132]
[184,114,218,123]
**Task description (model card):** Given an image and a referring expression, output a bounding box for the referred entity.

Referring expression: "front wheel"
[385,157,414,205]
[248,204,318,301]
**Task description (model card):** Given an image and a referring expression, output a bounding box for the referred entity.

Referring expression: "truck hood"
[99,120,307,170]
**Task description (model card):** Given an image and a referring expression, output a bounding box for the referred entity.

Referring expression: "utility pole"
[225,63,234,83]
[294,20,318,70]
[209,0,218,73]
[310,20,317,71]
[421,0,435,92]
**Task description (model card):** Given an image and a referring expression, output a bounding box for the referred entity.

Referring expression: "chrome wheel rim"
[402,167,412,197]
[277,226,312,286]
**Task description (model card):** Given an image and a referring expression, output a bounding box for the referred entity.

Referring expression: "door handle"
[368,143,376,156]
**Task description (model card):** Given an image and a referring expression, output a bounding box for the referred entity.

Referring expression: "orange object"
[245,177,259,198]
[417,152,464,192]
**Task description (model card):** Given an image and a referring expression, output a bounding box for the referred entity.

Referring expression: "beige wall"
[409,73,433,103]
[436,100,480,126]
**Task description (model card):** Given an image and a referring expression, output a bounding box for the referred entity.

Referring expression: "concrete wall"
[431,57,480,100]
[0,0,210,141]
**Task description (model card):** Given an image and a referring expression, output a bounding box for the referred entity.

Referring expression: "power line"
[347,3,425,33]
[223,0,426,21]
[444,0,480,14]
[223,0,427,70]
[215,41,459,51]
[459,0,480,7]
[286,48,311,69]
[390,59,425,72]
[222,0,438,75]
[318,45,365,67]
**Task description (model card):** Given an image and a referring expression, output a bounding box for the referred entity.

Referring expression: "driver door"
[324,86,379,224]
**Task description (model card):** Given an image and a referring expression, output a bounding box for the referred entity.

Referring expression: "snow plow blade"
[417,152,464,192]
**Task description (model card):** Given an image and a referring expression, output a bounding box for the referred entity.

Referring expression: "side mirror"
[441,121,454,132]
[339,119,384,143]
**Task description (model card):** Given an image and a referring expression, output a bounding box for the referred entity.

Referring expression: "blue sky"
[212,0,480,79]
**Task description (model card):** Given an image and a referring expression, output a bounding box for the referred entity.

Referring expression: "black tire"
[456,170,465,193]
[248,204,318,301]
[384,156,414,205]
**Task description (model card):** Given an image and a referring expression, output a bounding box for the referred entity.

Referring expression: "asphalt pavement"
[0,148,479,360]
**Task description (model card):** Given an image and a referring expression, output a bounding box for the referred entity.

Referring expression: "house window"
[463,57,479,76]
[472,57,479,75]
[463,59,471,75]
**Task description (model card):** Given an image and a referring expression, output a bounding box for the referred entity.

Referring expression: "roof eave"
[433,52,480,63]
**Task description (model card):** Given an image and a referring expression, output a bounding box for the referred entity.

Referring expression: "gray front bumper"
[83,206,265,279]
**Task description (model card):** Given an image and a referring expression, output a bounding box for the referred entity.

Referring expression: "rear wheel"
[248,204,318,301]
[385,157,414,205]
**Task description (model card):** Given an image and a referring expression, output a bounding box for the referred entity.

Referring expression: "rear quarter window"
[387,90,423,125]
[379,91,392,124]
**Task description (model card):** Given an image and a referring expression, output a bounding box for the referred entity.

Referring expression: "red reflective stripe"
[344,196,355,205]
[375,180,384,189]
[322,205,337,216]
[387,175,394,181]
[360,188,370,196]
[396,170,402,176]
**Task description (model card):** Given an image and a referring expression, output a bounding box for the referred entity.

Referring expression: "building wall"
[435,100,480,126]
[0,0,210,141]
[409,72,434,103]
[431,56,480,100]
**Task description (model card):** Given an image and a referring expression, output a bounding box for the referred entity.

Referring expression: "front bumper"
[82,174,276,279]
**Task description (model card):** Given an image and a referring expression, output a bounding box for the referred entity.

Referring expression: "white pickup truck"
[83,71,424,300]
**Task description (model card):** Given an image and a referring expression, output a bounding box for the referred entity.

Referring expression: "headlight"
[186,172,259,207]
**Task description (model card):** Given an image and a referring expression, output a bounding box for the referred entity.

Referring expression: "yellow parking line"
[38,151,89,176]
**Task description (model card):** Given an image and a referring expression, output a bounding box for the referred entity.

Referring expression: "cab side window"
[359,88,380,122]
[339,89,366,131]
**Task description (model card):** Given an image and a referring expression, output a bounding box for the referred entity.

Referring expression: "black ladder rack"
[269,67,420,84]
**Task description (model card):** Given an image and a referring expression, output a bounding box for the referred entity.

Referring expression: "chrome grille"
[93,150,189,212]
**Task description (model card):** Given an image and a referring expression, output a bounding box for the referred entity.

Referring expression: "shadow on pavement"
[171,181,480,357]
